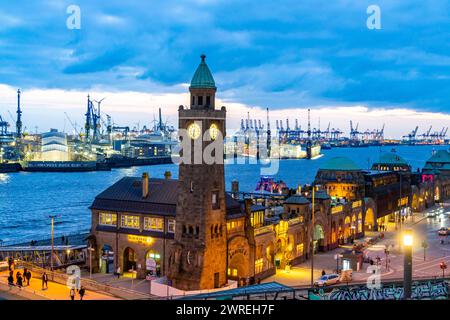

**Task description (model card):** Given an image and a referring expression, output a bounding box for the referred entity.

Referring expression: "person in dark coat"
[42,272,48,290]
[321,270,326,276]
[16,272,23,287]
[7,271,14,286]
[7,257,13,271]
[25,270,31,286]
[23,268,28,285]
[78,286,86,300]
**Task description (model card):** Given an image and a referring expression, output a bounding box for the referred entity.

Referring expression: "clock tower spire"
[168,55,227,290]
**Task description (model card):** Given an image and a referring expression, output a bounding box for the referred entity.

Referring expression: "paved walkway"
[0,268,120,300]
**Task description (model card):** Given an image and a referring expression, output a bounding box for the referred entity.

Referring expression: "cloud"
[0,0,449,132]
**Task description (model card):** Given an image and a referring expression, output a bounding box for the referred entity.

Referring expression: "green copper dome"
[190,54,216,89]
[321,157,361,171]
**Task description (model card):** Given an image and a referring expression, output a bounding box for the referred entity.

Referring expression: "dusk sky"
[1,0,450,138]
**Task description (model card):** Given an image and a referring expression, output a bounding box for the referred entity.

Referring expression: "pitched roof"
[284,195,310,205]
[190,54,216,89]
[426,150,450,163]
[90,176,242,216]
[321,156,361,171]
[376,152,409,165]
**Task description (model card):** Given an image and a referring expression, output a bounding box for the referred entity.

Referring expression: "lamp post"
[88,246,95,279]
[310,185,315,288]
[403,229,413,300]
[49,215,59,271]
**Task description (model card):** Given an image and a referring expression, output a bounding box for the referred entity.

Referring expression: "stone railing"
[288,217,302,226]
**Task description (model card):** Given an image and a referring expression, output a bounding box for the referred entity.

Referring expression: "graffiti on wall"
[309,280,448,300]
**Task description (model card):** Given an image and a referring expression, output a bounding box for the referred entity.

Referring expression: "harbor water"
[0,145,448,244]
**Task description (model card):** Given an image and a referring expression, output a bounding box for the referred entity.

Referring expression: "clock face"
[187,123,201,140]
[209,123,220,140]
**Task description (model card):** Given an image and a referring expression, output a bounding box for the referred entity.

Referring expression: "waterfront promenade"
[0,268,120,300]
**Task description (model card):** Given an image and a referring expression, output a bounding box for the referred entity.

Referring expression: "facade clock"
[187,123,201,140]
[209,123,219,140]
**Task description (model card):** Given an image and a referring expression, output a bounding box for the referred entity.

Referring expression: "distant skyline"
[1,0,450,137]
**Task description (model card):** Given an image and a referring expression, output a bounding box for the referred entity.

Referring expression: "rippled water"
[0,145,447,243]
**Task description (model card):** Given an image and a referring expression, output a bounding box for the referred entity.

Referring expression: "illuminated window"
[168,219,176,233]
[99,213,117,226]
[212,191,220,209]
[296,243,304,256]
[255,258,264,274]
[121,215,140,229]
[227,268,238,277]
[144,217,163,231]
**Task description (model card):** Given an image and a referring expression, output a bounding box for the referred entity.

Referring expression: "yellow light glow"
[403,230,413,246]
[128,235,153,245]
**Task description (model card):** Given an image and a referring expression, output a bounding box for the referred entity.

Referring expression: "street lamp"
[403,229,413,300]
[88,246,95,279]
[310,184,321,288]
[49,214,60,271]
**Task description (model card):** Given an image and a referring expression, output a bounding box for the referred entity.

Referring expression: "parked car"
[314,274,340,287]
[438,227,450,236]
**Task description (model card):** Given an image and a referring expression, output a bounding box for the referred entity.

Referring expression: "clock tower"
[168,55,227,290]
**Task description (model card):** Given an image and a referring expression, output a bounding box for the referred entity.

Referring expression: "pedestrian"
[16,272,23,288]
[42,272,48,290]
[25,270,31,286]
[116,266,121,279]
[7,271,14,286]
[78,286,85,300]
[23,268,28,285]
[321,270,326,276]
[7,257,13,271]
[70,288,76,300]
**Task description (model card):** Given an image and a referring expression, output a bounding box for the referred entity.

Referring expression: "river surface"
[0,145,448,244]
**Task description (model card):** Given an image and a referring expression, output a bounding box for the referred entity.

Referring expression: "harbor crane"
[64,112,81,138]
[350,120,361,141]
[403,126,419,142]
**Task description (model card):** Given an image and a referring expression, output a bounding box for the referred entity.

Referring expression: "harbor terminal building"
[88,56,450,290]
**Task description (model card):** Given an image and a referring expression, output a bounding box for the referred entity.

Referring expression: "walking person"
[16,272,23,288]
[25,270,31,286]
[78,286,86,300]
[42,272,48,290]
[7,257,13,271]
[7,271,14,286]
[23,268,28,286]
[116,266,121,279]
[70,288,76,300]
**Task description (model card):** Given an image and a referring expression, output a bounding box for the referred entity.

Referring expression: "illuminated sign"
[352,200,362,209]
[128,235,153,245]
[331,206,343,214]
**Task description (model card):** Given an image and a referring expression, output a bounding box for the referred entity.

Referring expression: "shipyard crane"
[0,115,9,135]
[350,120,361,141]
[403,126,419,142]
[419,126,432,140]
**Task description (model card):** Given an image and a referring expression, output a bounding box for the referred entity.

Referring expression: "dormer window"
[198,96,203,106]
[206,96,211,106]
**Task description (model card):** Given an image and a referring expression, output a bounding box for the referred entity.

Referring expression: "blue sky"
[1,0,450,136]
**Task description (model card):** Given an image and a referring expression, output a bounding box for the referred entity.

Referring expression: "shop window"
[144,217,164,231]
[255,258,264,274]
[121,215,140,229]
[227,268,238,277]
[99,213,117,226]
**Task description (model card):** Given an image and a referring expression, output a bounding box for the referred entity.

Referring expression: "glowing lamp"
[403,230,413,247]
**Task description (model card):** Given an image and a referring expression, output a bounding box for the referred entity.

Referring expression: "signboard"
[128,235,153,245]
[146,257,157,272]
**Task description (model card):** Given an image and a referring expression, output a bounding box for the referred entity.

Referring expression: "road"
[264,206,450,287]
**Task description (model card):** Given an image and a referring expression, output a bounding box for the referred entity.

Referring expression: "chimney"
[142,172,149,198]
[164,171,172,180]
